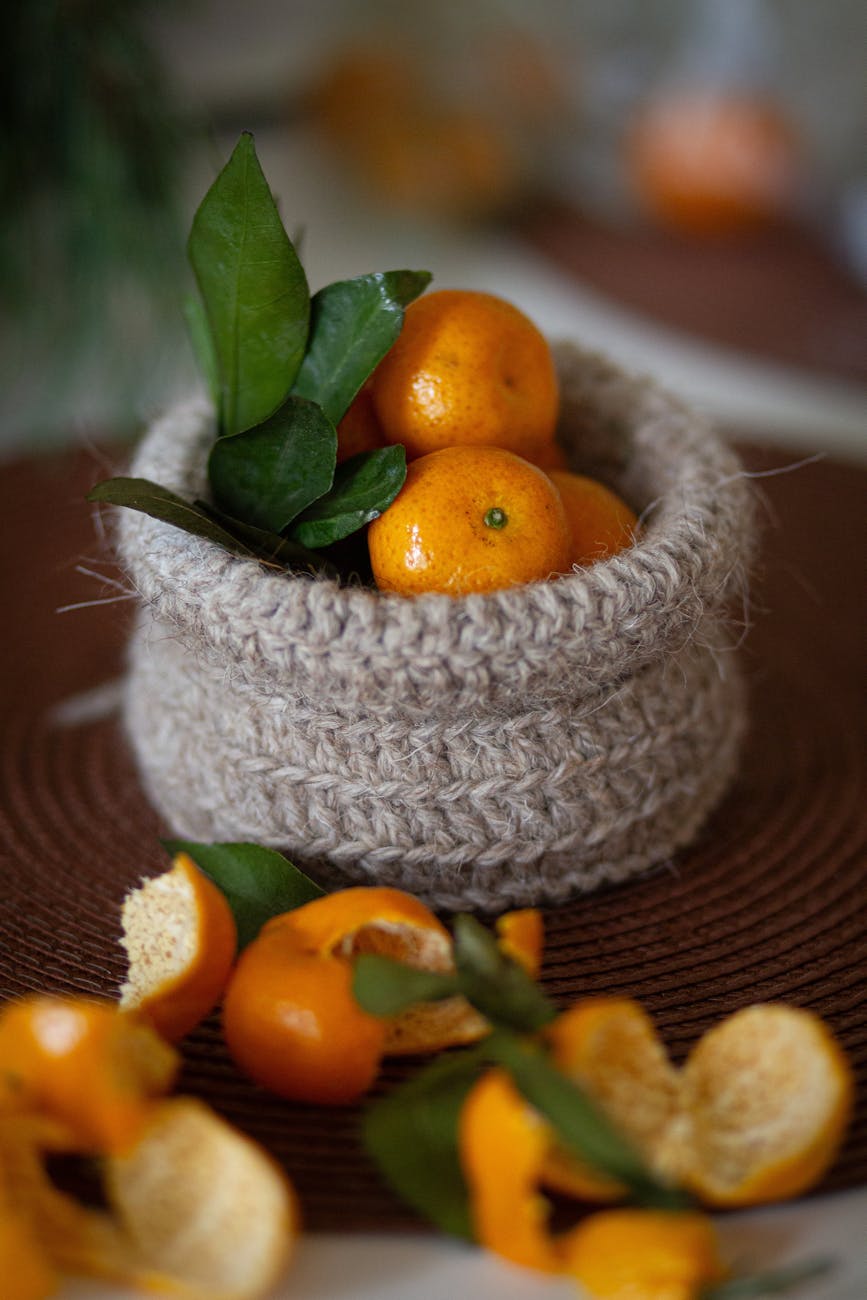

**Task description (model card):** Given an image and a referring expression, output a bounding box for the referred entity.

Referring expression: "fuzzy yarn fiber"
[118,345,755,910]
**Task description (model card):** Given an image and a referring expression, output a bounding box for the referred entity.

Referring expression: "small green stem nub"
[484,506,508,529]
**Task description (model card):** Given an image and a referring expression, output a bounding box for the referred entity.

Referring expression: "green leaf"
[291,270,432,425]
[161,840,325,950]
[702,1258,835,1298]
[188,132,310,437]
[362,1048,487,1239]
[182,293,221,412]
[289,446,406,548]
[193,499,338,577]
[452,914,556,1034]
[353,955,460,1018]
[487,1032,690,1208]
[87,477,260,560]
[208,396,337,533]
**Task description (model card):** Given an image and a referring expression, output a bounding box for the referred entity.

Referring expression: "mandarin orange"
[336,383,387,463]
[628,93,797,235]
[371,289,559,461]
[368,444,572,596]
[223,931,387,1106]
[548,470,638,566]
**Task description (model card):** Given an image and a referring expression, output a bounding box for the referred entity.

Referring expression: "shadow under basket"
[117,344,755,911]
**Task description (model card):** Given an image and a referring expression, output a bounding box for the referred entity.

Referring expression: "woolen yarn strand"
[117,344,755,910]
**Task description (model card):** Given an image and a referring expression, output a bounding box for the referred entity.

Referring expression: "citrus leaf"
[291,270,431,425]
[353,955,460,1018]
[193,499,338,577]
[182,293,220,412]
[452,914,556,1034]
[208,396,337,533]
[161,840,325,950]
[488,1033,691,1208]
[289,446,406,548]
[362,1048,488,1239]
[87,477,260,559]
[188,131,310,437]
[702,1259,836,1299]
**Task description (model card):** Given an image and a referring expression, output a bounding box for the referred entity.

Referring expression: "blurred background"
[2,0,866,459]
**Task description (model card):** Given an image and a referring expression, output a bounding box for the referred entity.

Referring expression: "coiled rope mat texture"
[0,441,865,1229]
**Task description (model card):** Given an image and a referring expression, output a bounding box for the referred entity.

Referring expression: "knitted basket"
[117,344,754,911]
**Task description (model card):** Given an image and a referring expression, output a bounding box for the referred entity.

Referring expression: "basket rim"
[116,343,752,707]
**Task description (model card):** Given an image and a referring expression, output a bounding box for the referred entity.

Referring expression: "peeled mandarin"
[368,444,572,596]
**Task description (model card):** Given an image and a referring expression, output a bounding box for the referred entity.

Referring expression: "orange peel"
[0,995,296,1300]
[460,1068,726,1295]
[562,1208,726,1300]
[0,996,178,1155]
[265,891,543,1057]
[119,852,237,1042]
[547,998,854,1207]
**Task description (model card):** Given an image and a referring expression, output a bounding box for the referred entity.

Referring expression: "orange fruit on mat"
[546,998,853,1207]
[336,383,387,463]
[0,997,178,1155]
[549,471,638,566]
[222,886,488,1100]
[371,289,559,461]
[562,1208,726,1300]
[223,926,388,1106]
[628,93,798,235]
[119,852,237,1043]
[368,444,572,596]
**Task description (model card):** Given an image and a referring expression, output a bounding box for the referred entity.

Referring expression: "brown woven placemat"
[1,441,865,1229]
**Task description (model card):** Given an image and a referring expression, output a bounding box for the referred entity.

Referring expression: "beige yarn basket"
[118,344,754,911]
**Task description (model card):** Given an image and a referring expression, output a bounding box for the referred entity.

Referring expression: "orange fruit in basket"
[545,998,853,1207]
[119,853,237,1043]
[628,93,798,235]
[549,471,638,566]
[563,1209,726,1300]
[368,444,572,596]
[336,383,387,463]
[371,289,559,461]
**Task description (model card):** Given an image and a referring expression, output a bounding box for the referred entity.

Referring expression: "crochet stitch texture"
[118,344,754,909]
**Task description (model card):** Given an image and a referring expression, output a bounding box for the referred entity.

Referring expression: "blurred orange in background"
[628,92,799,236]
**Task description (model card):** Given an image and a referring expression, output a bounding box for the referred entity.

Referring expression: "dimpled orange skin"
[548,471,638,567]
[222,927,388,1106]
[368,444,573,596]
[371,289,559,461]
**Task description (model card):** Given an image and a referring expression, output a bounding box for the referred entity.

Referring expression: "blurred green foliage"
[0,1,191,445]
